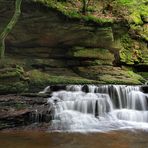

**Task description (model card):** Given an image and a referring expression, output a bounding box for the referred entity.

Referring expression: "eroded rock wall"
[0,0,147,93]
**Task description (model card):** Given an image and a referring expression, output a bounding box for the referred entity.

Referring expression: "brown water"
[0,131,148,148]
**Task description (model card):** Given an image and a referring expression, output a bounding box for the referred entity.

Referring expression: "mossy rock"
[138,72,148,80]
[129,12,143,25]
[130,24,148,41]
[28,69,100,92]
[99,74,142,85]
[119,34,147,65]
[68,47,114,62]
[74,65,144,84]
[33,0,114,25]
[14,102,28,110]
[0,82,29,94]
[0,64,29,94]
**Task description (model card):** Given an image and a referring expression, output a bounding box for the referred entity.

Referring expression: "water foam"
[47,85,148,132]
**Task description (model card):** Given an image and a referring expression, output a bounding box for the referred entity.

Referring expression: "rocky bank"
[0,94,52,130]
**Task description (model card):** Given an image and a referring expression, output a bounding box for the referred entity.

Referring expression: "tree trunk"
[82,0,87,14]
[82,0,91,15]
[0,0,22,59]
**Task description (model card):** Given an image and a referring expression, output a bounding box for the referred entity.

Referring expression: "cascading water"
[47,85,148,132]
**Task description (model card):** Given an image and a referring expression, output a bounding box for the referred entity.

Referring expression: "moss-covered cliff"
[0,0,147,93]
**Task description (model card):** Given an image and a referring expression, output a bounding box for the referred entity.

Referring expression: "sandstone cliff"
[0,0,147,93]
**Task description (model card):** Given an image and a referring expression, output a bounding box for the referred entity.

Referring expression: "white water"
[47,85,148,132]
[39,86,50,94]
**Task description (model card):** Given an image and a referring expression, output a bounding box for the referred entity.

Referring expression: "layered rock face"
[0,0,147,93]
[0,94,52,130]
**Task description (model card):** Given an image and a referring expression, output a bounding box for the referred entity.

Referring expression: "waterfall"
[39,86,50,94]
[46,85,148,132]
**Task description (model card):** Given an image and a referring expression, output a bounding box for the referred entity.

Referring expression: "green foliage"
[87,6,96,12]
[130,24,148,42]
[114,0,148,25]
[121,34,132,50]
[129,12,143,25]
[34,0,114,24]
[115,0,136,6]
[120,34,143,64]
[82,15,114,24]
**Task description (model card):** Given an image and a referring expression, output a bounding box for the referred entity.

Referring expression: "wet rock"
[0,95,52,130]
[50,85,67,92]
[82,85,89,93]
[141,85,148,93]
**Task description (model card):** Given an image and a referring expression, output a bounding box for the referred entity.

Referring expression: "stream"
[0,85,148,148]
[0,130,148,148]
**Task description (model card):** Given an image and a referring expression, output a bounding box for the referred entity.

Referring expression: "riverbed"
[0,130,148,148]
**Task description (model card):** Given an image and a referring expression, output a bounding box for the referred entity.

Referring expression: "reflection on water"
[0,131,148,148]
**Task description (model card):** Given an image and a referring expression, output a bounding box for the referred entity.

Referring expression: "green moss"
[33,0,114,25]
[121,34,132,47]
[100,74,142,85]
[82,15,114,24]
[0,65,27,80]
[28,69,97,87]
[120,34,133,64]
[115,0,135,6]
[119,34,144,65]
[74,66,144,84]
[69,47,114,64]
[93,60,113,66]
[0,67,23,79]
[0,64,29,94]
[0,82,28,94]
[0,71,19,79]
[126,70,144,81]
[13,82,29,92]
[129,12,143,25]
[32,0,147,28]
[138,72,148,80]
[33,0,82,20]
[130,24,148,41]
[14,103,28,110]
[87,6,96,13]
[113,0,148,37]
[141,25,148,41]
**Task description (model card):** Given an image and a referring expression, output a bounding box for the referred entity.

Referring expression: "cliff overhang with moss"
[0,0,147,94]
